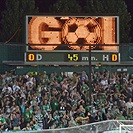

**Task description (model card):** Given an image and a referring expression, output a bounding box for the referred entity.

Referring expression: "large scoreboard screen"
[25,15,120,65]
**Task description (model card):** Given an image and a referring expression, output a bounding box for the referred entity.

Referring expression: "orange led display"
[27,16,119,51]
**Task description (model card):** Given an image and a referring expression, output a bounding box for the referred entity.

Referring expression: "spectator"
[95,110,107,122]
[126,98,133,113]
[79,71,88,83]
[35,109,43,130]
[10,112,20,130]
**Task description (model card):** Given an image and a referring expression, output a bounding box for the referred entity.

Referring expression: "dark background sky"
[0,0,133,42]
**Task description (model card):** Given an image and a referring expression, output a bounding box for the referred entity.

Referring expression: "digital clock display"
[64,53,81,62]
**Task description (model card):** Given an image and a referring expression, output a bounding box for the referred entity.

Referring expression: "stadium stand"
[0,69,133,132]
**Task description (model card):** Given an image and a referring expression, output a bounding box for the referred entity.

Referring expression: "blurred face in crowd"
[82,71,86,76]
[114,101,117,106]
[44,99,48,105]
[97,111,101,116]
[129,98,132,102]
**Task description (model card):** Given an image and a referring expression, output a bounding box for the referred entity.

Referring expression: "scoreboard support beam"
[89,46,92,104]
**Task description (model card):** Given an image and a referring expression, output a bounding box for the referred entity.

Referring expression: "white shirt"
[126,102,133,109]
[12,85,20,92]
[2,86,12,93]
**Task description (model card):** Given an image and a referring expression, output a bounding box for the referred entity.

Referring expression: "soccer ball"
[62,17,102,50]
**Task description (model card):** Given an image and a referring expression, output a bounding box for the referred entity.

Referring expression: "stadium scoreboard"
[25,15,120,65]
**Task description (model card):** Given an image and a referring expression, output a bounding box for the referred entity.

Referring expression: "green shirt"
[82,84,89,91]
[116,84,120,90]
[32,124,39,130]
[41,104,51,112]
[24,109,33,123]
[0,117,6,124]
[118,115,125,120]
[58,76,62,82]
[51,101,59,112]
[85,106,90,111]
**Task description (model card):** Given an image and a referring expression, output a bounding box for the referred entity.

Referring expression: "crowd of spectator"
[0,69,133,131]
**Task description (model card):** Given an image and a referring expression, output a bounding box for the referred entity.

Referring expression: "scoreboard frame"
[25,15,120,65]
